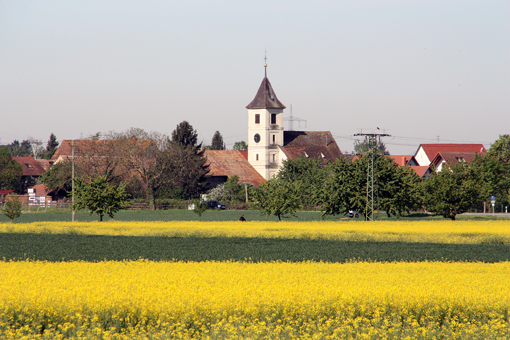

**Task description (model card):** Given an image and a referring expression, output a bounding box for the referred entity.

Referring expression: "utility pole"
[72,140,75,222]
[354,131,391,221]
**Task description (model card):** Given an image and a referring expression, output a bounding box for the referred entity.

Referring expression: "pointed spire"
[246,53,285,109]
[246,77,286,109]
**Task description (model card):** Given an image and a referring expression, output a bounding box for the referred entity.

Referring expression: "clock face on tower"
[254,133,261,143]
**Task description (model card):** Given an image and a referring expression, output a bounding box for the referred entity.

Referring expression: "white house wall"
[414,147,431,166]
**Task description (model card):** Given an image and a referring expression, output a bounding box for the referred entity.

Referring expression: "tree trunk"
[99,214,103,222]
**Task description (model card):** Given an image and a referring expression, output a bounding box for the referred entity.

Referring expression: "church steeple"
[246,57,285,180]
[246,59,285,109]
[246,77,286,109]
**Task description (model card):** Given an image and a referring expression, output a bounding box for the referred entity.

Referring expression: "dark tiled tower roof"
[246,77,286,109]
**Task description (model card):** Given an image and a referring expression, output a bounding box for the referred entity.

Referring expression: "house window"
[271,114,276,125]
[272,154,275,162]
[256,154,259,161]
[272,135,276,144]
[255,114,260,124]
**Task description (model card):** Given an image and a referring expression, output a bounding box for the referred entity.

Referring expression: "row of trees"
[42,122,211,209]
[251,135,510,221]
[0,133,59,159]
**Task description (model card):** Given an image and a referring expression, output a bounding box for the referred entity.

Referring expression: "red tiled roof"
[418,144,486,161]
[390,155,413,166]
[430,151,481,168]
[12,156,47,177]
[29,184,49,197]
[410,166,430,178]
[52,139,152,160]
[204,150,265,186]
[246,77,286,109]
[281,131,343,162]
[36,159,53,171]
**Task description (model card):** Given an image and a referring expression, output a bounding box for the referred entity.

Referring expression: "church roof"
[246,77,286,109]
[280,131,343,162]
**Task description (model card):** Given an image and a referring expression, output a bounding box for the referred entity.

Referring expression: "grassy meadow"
[2,207,509,223]
[1,219,510,339]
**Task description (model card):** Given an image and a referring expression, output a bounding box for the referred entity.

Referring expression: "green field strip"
[2,209,507,223]
[1,233,509,263]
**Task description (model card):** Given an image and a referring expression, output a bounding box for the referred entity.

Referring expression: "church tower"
[246,63,285,180]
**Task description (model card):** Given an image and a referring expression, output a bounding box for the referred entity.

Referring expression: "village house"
[413,144,487,167]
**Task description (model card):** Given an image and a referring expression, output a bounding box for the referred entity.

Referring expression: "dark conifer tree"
[211,131,226,150]
[43,133,59,159]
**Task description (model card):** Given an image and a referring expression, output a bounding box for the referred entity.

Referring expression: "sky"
[1,0,509,155]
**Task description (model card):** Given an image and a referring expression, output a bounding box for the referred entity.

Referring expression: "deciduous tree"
[74,175,126,221]
[488,134,510,164]
[0,149,23,191]
[317,156,422,219]
[191,199,208,221]
[354,138,389,156]
[2,196,22,223]
[252,178,300,221]
[316,157,356,218]
[40,161,73,198]
[277,156,326,208]
[422,163,483,220]
[232,141,248,151]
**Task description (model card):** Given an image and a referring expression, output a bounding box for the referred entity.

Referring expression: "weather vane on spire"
[264,48,268,77]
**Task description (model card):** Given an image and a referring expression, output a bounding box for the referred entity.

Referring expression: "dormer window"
[25,163,33,168]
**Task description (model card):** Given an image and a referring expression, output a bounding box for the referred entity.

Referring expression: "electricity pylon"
[354,131,391,221]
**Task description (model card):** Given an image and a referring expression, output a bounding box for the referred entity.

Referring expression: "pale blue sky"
[1,0,509,154]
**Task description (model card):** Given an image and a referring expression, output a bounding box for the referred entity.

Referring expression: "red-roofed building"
[409,166,432,179]
[0,190,14,204]
[389,155,418,167]
[279,131,343,164]
[429,151,482,172]
[414,144,486,167]
[204,150,265,188]
[12,156,47,178]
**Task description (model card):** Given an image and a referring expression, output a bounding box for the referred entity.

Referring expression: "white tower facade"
[246,69,285,180]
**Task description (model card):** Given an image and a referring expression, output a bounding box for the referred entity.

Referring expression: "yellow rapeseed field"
[1,219,509,244]
[1,260,509,339]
